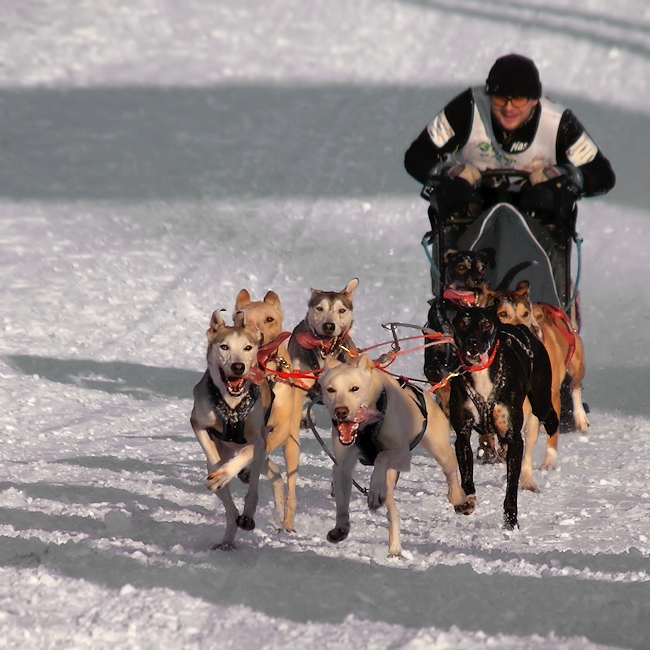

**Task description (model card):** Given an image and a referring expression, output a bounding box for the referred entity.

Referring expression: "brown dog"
[233,289,303,532]
[490,281,588,471]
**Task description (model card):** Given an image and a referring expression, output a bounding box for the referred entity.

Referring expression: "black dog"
[446,304,559,530]
[424,249,495,386]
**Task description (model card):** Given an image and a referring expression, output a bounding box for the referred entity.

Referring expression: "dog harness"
[462,328,535,437]
[352,383,429,466]
[206,376,273,445]
[462,353,507,438]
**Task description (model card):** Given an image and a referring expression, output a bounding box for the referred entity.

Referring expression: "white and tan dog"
[319,354,469,557]
[233,289,302,532]
[190,311,272,549]
[288,278,359,391]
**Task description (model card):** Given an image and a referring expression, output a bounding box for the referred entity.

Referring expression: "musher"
[404,53,616,303]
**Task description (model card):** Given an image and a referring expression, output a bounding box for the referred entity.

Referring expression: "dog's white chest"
[469,369,494,401]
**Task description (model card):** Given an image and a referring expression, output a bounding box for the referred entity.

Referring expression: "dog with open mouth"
[446,303,559,530]
[190,310,273,549]
[288,278,359,385]
[318,353,470,557]
[232,289,303,532]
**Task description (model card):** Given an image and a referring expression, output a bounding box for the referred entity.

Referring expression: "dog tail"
[496,261,535,291]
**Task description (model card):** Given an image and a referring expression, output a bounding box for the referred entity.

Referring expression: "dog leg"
[282,424,301,532]
[206,443,256,491]
[571,384,590,432]
[237,439,266,531]
[418,415,466,508]
[503,429,524,530]
[191,421,221,474]
[213,484,240,550]
[384,469,402,558]
[452,422,476,514]
[263,457,286,530]
[520,414,540,493]
[327,444,357,544]
[368,449,410,512]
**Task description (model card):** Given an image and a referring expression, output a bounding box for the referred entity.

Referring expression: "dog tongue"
[246,366,266,385]
[443,288,477,306]
[295,331,330,350]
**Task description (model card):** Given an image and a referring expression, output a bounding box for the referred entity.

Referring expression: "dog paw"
[327,527,349,544]
[212,542,235,551]
[367,490,385,512]
[454,495,476,516]
[520,479,540,493]
[476,447,501,465]
[206,469,233,491]
[236,515,255,531]
[503,512,519,530]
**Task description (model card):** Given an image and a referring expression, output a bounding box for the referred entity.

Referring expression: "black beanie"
[485,54,542,99]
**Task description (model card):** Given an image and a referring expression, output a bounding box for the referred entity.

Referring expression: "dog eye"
[265,316,275,323]
[338,308,347,315]
[315,306,324,312]
[458,318,469,330]
[477,263,485,273]
[244,345,253,351]
[219,344,229,351]
[481,319,491,330]
[522,311,529,318]
[326,387,335,393]
[350,386,359,392]
[498,311,507,319]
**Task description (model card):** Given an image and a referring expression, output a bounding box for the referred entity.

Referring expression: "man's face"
[490,96,539,131]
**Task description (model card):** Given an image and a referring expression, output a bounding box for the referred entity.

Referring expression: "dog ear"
[235,289,251,310]
[514,280,530,299]
[356,354,375,371]
[483,288,498,307]
[442,249,459,266]
[323,355,342,371]
[207,310,227,340]
[263,290,281,309]
[477,247,497,269]
[343,278,359,298]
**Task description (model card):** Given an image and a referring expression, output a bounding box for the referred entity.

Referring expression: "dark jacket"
[404,88,615,197]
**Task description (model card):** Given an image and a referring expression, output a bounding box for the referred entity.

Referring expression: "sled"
[421,169,583,312]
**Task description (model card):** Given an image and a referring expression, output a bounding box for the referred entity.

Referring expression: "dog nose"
[231,362,245,376]
[334,406,349,420]
[322,322,336,335]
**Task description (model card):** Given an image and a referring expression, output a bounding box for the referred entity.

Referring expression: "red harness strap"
[537,303,576,369]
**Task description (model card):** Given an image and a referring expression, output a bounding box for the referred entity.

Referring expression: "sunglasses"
[490,95,530,108]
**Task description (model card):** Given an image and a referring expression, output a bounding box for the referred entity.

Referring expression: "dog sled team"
[190,53,615,554]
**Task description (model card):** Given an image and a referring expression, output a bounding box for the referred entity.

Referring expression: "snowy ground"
[1,1,650,648]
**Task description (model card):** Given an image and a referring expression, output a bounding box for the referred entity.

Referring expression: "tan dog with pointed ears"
[319,353,469,557]
[190,311,272,549]
[233,289,303,532]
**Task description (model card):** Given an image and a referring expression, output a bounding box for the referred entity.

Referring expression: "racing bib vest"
[453,87,564,172]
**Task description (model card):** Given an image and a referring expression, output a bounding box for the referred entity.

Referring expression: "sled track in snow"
[404,0,650,57]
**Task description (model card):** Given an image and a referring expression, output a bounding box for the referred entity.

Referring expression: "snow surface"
[1,1,649,648]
